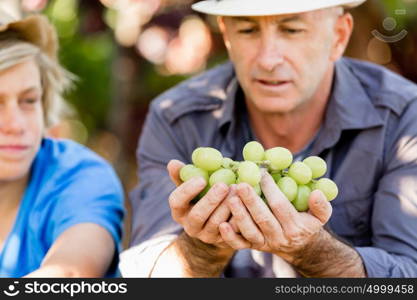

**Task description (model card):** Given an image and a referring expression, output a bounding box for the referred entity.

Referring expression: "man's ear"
[330,13,353,61]
[217,16,226,34]
[217,16,232,51]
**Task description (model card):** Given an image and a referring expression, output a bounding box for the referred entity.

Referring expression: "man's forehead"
[226,9,332,23]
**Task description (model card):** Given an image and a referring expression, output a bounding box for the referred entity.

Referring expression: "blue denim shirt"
[128,57,417,277]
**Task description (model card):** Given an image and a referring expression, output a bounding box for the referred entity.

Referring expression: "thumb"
[308,190,332,225]
[167,159,185,187]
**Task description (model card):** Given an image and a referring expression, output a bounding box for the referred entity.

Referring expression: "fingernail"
[312,190,324,204]
[238,184,251,197]
[195,177,206,187]
[215,183,228,195]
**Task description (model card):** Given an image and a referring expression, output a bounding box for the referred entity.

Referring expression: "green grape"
[271,172,282,183]
[243,141,265,162]
[209,168,236,186]
[237,161,261,186]
[191,147,204,165]
[192,147,223,171]
[307,180,316,190]
[254,184,262,196]
[293,185,311,212]
[265,147,293,170]
[315,178,338,201]
[288,161,312,185]
[277,176,298,202]
[180,164,209,182]
[303,156,327,179]
[222,157,235,169]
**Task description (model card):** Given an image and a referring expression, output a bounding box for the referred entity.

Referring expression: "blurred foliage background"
[1,0,416,246]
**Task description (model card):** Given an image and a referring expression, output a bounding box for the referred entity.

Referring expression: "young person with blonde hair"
[0,12,124,278]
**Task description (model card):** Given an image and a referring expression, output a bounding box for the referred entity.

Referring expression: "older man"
[121,0,417,278]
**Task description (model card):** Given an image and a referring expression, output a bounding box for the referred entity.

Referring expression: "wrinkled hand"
[167,160,237,248]
[219,170,333,264]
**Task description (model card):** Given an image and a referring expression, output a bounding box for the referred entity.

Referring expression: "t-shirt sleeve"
[45,156,125,252]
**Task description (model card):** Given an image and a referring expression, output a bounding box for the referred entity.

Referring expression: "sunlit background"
[1,0,416,247]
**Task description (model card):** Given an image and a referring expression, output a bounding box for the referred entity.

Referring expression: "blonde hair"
[0,36,74,127]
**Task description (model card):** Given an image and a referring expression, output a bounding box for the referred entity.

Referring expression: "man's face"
[220,9,347,114]
[0,59,44,182]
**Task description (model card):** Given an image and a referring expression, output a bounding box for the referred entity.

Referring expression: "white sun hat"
[192,0,366,16]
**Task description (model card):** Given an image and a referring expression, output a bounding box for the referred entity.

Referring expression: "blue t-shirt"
[0,138,125,277]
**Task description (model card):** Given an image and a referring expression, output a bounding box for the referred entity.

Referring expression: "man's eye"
[282,28,305,34]
[238,28,257,34]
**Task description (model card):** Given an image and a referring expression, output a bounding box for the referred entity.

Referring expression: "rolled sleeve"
[356,247,417,277]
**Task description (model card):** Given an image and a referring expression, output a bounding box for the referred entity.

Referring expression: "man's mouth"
[256,79,291,86]
[260,80,286,84]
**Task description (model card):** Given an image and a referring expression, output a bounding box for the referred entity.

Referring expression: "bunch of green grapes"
[179,141,338,211]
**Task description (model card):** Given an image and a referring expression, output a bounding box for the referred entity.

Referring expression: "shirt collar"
[312,58,385,154]
[327,58,384,130]
[217,76,239,130]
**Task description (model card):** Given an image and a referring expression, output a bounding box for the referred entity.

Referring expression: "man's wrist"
[175,231,235,277]
[282,228,366,277]
[290,227,329,267]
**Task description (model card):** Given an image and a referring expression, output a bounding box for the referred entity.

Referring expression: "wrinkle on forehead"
[227,7,344,25]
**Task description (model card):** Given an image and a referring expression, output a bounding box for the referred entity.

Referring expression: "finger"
[227,195,265,248]
[167,159,185,186]
[308,190,332,224]
[236,183,284,241]
[260,170,299,230]
[219,222,251,250]
[202,184,238,239]
[168,177,207,222]
[226,185,240,233]
[185,183,229,235]
[229,217,240,233]
[201,200,231,243]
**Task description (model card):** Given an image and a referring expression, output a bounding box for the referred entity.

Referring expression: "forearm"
[150,231,234,278]
[288,228,366,278]
[25,224,115,278]
[25,264,94,278]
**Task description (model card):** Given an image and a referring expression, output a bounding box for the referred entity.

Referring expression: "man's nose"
[257,32,284,72]
[0,104,25,135]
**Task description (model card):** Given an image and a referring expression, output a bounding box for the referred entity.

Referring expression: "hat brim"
[0,14,57,59]
[192,0,366,16]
